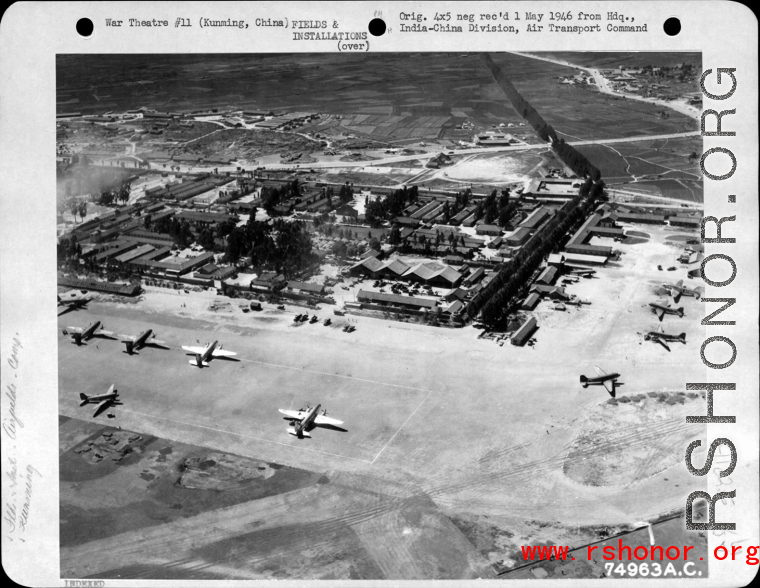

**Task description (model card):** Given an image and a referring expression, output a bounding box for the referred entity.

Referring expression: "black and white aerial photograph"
[55,51,712,580]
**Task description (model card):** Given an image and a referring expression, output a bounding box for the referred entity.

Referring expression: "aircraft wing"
[118,334,137,342]
[314,415,344,426]
[94,328,115,338]
[182,345,207,354]
[212,348,237,358]
[676,279,683,288]
[146,338,168,348]
[656,308,666,321]
[654,337,671,352]
[593,365,607,377]
[92,399,112,418]
[66,326,84,334]
[279,409,307,420]
[602,379,615,395]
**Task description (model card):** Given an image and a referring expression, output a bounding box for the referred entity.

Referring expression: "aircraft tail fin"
[580,375,589,388]
[287,428,311,438]
[189,354,209,367]
[79,393,89,406]
[679,333,686,342]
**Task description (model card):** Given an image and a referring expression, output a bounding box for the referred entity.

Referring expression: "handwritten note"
[2,333,41,543]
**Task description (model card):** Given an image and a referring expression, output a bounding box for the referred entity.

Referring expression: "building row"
[349,257,464,288]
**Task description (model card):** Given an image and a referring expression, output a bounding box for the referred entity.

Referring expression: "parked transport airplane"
[79,384,122,418]
[118,329,169,355]
[580,366,621,397]
[662,279,701,302]
[279,405,344,438]
[62,321,115,345]
[649,301,685,321]
[57,290,92,314]
[181,340,237,367]
[644,326,686,352]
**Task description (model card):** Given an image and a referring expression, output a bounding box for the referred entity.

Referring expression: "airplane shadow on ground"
[183,354,241,364]
[280,417,349,434]
[317,424,349,433]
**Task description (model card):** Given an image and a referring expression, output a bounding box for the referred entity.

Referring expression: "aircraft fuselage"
[201,341,218,363]
[294,404,321,437]
[650,303,683,316]
[586,373,620,385]
[134,329,153,350]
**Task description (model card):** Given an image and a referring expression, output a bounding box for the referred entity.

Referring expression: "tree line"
[466,179,605,325]
[365,185,420,225]
[222,216,318,278]
[480,53,600,181]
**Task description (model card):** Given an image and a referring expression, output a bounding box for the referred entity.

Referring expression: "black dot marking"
[77,18,94,37]
[369,18,386,37]
[664,17,681,36]
[728,194,736,203]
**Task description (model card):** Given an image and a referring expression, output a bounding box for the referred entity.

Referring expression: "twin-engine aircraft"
[644,326,686,352]
[580,366,621,398]
[181,340,237,367]
[79,384,122,418]
[118,329,169,355]
[568,268,596,278]
[63,321,115,345]
[57,290,92,315]
[279,405,344,438]
[662,279,701,302]
[649,301,685,321]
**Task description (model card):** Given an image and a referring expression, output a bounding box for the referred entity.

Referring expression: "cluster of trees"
[97,183,131,206]
[57,234,82,266]
[477,188,520,227]
[640,63,697,81]
[63,198,89,223]
[467,179,605,326]
[152,215,194,249]
[435,188,473,224]
[316,223,369,241]
[364,185,419,226]
[261,180,355,216]
[553,139,601,181]
[195,217,237,251]
[223,217,318,277]
[261,178,303,215]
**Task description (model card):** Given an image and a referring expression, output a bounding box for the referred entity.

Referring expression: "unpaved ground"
[59,224,708,579]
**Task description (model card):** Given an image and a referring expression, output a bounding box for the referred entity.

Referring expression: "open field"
[57,54,522,127]
[489,53,698,141]
[171,128,319,163]
[59,53,697,143]
[59,222,708,579]
[574,137,703,202]
[525,52,701,70]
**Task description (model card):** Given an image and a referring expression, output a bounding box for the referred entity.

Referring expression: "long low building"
[511,316,538,346]
[564,213,615,258]
[613,212,667,225]
[58,276,141,296]
[357,290,437,312]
